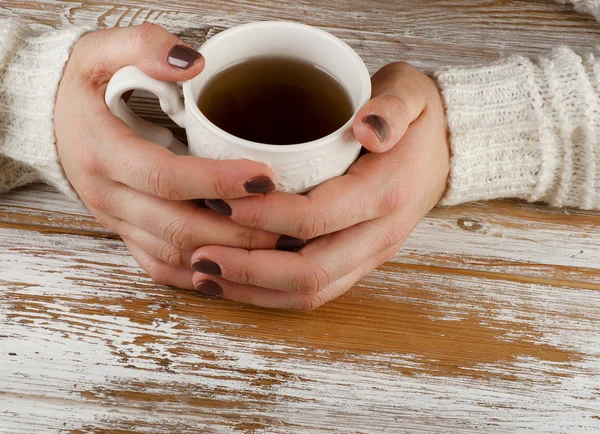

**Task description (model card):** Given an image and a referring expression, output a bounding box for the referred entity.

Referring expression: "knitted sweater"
[0,2,599,208]
[0,20,87,197]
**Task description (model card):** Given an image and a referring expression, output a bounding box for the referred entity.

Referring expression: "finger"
[95,182,281,251]
[90,208,194,268]
[123,237,195,290]
[118,220,194,268]
[76,23,205,85]
[353,62,428,153]
[222,113,438,240]
[222,152,408,240]
[192,243,401,310]
[90,110,277,200]
[191,210,415,294]
[125,226,195,269]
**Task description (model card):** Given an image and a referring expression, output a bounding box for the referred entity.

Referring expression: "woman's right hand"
[55,23,288,290]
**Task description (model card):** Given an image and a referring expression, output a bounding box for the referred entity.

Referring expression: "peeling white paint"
[1,228,600,432]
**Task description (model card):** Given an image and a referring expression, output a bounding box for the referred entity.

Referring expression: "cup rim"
[182,20,372,153]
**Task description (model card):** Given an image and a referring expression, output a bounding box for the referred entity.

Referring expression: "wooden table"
[2,1,600,432]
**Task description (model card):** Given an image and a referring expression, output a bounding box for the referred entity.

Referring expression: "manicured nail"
[276,235,307,252]
[167,44,203,69]
[363,114,389,143]
[205,199,232,216]
[194,280,223,299]
[192,199,209,209]
[244,176,276,194]
[193,259,222,276]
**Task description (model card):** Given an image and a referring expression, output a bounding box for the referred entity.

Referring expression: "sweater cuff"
[0,21,92,199]
[434,57,551,206]
[435,48,600,209]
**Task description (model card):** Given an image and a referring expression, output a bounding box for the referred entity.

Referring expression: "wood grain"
[3,0,600,72]
[2,1,600,432]
[2,227,600,432]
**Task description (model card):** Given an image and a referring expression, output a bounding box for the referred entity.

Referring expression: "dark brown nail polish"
[276,235,307,252]
[168,45,203,69]
[363,114,389,143]
[205,199,232,216]
[193,259,222,276]
[244,176,276,194]
[194,280,223,299]
[192,199,209,209]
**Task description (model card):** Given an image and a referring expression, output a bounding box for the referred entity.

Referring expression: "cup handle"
[105,66,188,155]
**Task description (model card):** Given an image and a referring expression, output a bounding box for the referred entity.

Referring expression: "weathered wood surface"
[2,213,600,432]
[2,1,600,432]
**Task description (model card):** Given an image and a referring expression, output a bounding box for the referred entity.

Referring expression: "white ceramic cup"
[105,21,371,194]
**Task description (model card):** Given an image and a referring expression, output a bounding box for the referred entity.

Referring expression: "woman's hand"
[190,63,450,309]
[55,24,284,289]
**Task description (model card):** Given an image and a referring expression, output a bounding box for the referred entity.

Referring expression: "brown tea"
[197,57,354,145]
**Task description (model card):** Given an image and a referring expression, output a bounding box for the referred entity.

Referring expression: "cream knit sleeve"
[435,1,600,209]
[0,19,89,197]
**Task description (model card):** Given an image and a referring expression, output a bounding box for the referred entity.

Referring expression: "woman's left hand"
[191,63,450,310]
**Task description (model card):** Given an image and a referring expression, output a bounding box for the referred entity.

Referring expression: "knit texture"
[0,2,599,209]
[436,0,600,209]
[0,19,88,197]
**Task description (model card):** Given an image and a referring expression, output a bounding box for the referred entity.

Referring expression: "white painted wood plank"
[1,227,600,432]
[2,0,600,73]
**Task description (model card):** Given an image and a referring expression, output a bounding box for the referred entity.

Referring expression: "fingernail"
[363,114,389,143]
[194,280,223,299]
[205,199,232,216]
[193,259,222,276]
[192,199,209,209]
[168,44,203,69]
[244,176,276,194]
[276,235,307,252]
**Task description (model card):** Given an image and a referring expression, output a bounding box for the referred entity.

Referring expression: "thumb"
[353,62,427,153]
[79,23,205,84]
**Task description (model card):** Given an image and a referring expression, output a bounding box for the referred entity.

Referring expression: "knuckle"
[79,185,113,212]
[79,147,103,176]
[295,209,329,240]
[159,242,186,268]
[377,187,408,216]
[213,173,234,199]
[296,264,330,295]
[236,261,257,286]
[377,194,397,216]
[145,163,181,199]
[84,59,112,87]
[243,197,266,230]
[236,229,261,250]
[295,295,323,312]
[133,22,163,50]
[162,218,192,250]
[382,94,411,122]
[383,220,411,248]
[75,33,111,86]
